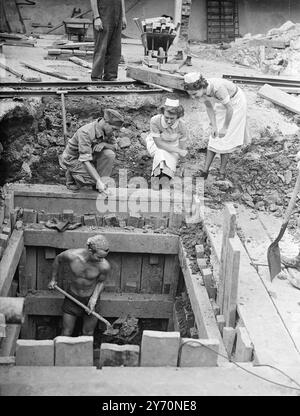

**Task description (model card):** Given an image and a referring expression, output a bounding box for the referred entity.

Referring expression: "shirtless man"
[48,235,110,336]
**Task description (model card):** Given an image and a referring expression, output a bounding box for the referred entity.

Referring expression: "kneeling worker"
[59,109,124,192]
[48,235,111,336]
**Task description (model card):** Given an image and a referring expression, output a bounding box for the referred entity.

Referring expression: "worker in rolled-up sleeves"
[90,0,127,81]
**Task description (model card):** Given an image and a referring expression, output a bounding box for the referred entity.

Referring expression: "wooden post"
[217,203,236,313]
[223,327,236,357]
[0,297,25,324]
[223,236,240,327]
[235,327,253,362]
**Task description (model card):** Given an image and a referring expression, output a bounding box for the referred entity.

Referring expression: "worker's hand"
[122,17,127,31]
[211,126,218,138]
[219,127,227,138]
[96,179,108,195]
[94,17,103,31]
[103,143,118,151]
[87,298,97,313]
[48,280,57,290]
[93,143,105,153]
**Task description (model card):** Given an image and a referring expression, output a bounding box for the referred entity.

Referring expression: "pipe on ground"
[0,297,25,324]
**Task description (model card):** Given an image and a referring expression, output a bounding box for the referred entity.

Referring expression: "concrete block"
[179,338,219,367]
[54,336,93,366]
[83,215,97,227]
[99,343,140,367]
[16,340,54,366]
[22,208,37,224]
[0,233,9,249]
[62,209,74,223]
[195,244,205,258]
[141,330,180,367]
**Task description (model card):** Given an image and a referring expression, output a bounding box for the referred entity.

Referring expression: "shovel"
[53,284,119,336]
[267,168,300,281]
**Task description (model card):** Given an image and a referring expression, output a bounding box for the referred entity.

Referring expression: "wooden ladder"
[206,0,239,43]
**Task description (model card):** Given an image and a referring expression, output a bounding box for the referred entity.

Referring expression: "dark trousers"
[91,3,122,80]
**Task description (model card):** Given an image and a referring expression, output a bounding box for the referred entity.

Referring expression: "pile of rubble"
[225,20,300,76]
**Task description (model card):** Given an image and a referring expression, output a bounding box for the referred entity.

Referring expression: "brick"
[141,330,180,367]
[99,343,140,367]
[179,338,219,367]
[103,214,120,227]
[22,208,37,224]
[0,233,9,249]
[83,215,97,227]
[195,244,205,258]
[62,210,74,223]
[54,336,93,366]
[16,340,54,366]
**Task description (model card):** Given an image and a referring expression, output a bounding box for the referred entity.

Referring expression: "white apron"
[146,135,179,178]
[207,87,251,154]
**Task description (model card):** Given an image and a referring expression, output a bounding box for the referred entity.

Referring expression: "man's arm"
[204,100,218,137]
[153,137,186,157]
[90,0,103,31]
[88,261,111,311]
[83,161,107,193]
[219,102,233,137]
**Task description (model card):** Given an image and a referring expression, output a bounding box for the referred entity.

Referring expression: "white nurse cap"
[165,98,180,107]
[183,72,201,84]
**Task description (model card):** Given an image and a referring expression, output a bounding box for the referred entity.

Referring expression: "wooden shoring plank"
[18,246,27,296]
[24,291,173,319]
[20,315,36,340]
[24,227,179,254]
[36,248,53,290]
[163,254,180,297]
[120,254,142,293]
[258,84,300,115]
[140,254,164,294]
[218,203,237,313]
[24,247,37,292]
[235,326,253,362]
[223,236,240,327]
[178,240,228,362]
[202,206,300,367]
[0,324,21,357]
[0,230,24,296]
[105,253,122,292]
[223,326,236,358]
[126,65,185,90]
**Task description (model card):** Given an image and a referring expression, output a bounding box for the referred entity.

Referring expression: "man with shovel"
[59,109,124,192]
[48,235,111,336]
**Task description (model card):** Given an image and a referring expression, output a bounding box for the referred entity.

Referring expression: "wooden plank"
[69,56,92,69]
[258,84,300,115]
[203,205,300,367]
[0,313,5,337]
[178,240,228,363]
[0,230,24,296]
[18,247,27,296]
[163,255,180,297]
[20,315,36,340]
[21,61,79,81]
[105,253,122,292]
[120,254,142,293]
[235,327,253,362]
[0,324,21,357]
[24,227,179,254]
[223,236,240,327]
[126,65,185,90]
[223,327,236,357]
[141,254,164,294]
[218,203,237,312]
[24,291,173,319]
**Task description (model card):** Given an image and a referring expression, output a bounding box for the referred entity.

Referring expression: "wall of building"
[16,0,175,38]
[188,0,300,42]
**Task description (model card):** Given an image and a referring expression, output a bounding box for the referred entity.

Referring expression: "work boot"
[281,254,300,271]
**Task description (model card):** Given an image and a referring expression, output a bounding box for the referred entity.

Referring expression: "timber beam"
[24,226,179,254]
[24,291,173,319]
[0,230,24,296]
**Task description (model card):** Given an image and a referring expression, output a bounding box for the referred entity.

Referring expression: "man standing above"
[48,235,111,336]
[59,109,124,192]
[90,0,127,81]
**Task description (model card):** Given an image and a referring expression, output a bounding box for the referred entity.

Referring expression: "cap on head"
[184,72,201,84]
[103,109,124,127]
[164,98,180,107]
[183,72,207,91]
[87,234,109,254]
